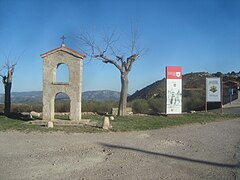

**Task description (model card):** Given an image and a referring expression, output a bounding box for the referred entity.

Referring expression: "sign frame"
[166,66,182,114]
[205,77,223,113]
[206,77,221,102]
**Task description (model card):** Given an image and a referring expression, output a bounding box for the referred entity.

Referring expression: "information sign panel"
[166,66,182,114]
[206,78,221,102]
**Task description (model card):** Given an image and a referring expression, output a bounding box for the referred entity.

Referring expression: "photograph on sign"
[206,78,221,102]
[166,79,182,114]
[166,66,182,114]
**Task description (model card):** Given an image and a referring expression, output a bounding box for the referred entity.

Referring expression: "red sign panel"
[166,66,182,79]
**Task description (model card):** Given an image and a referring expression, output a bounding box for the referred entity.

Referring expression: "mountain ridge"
[0,90,121,103]
[128,71,240,101]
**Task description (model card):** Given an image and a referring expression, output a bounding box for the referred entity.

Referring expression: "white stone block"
[102,116,112,130]
[30,111,41,118]
[47,121,54,128]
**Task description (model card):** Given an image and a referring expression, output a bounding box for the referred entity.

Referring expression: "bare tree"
[77,28,143,116]
[0,60,16,115]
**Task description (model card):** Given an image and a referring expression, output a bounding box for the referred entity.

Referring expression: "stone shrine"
[40,42,85,121]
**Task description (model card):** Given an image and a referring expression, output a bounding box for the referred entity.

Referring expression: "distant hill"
[128,71,240,101]
[82,90,120,101]
[1,71,239,105]
[0,90,120,103]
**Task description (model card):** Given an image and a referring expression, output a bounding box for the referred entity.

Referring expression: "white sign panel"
[166,66,182,114]
[206,78,221,102]
[166,79,182,114]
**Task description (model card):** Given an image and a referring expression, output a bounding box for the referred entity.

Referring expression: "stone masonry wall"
[42,47,83,121]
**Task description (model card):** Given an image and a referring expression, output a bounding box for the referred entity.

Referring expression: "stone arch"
[56,63,70,83]
[41,44,85,121]
[54,92,70,116]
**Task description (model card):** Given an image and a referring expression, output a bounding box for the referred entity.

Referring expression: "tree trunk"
[4,82,12,115]
[118,72,128,116]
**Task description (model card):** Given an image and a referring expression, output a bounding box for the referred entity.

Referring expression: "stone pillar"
[50,97,54,121]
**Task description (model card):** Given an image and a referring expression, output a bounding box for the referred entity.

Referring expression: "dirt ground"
[0,119,240,180]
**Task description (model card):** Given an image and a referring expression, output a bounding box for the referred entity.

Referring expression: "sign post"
[166,66,182,114]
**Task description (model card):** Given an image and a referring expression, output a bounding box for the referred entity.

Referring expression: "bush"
[2,100,118,114]
[130,90,206,114]
[182,91,204,112]
[148,98,165,114]
[131,99,150,114]
[55,100,70,112]
[82,100,118,113]
[10,103,42,112]
[54,100,118,113]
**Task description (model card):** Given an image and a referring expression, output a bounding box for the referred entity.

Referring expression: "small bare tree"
[0,60,16,115]
[77,28,144,116]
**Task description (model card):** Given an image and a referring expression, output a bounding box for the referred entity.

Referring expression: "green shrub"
[55,100,70,112]
[131,99,150,114]
[182,91,204,112]
[82,100,118,113]
[11,103,42,112]
[148,98,165,114]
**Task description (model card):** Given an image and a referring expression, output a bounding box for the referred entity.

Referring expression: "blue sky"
[0,0,239,94]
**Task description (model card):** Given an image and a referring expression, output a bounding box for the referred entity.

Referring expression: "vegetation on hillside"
[128,71,240,114]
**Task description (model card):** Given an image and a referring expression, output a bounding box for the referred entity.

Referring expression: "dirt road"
[0,119,240,180]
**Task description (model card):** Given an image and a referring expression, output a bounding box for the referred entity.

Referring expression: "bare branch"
[5,63,10,71]
[109,45,121,58]
[76,26,144,73]
[1,75,7,85]
[126,53,140,72]
[130,25,138,55]
[94,54,122,72]
[10,64,15,75]
[116,55,125,66]
[0,66,5,72]
[102,29,116,53]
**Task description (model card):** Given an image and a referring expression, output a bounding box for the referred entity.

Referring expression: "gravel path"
[0,119,240,180]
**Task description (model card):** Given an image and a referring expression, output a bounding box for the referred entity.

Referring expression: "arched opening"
[54,92,70,120]
[56,63,69,83]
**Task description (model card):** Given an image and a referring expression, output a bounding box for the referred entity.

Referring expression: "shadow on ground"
[99,143,240,169]
[0,112,34,121]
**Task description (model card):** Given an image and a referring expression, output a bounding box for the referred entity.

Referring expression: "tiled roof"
[40,45,85,58]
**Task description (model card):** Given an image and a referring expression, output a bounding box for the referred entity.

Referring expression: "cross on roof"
[61,36,66,45]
